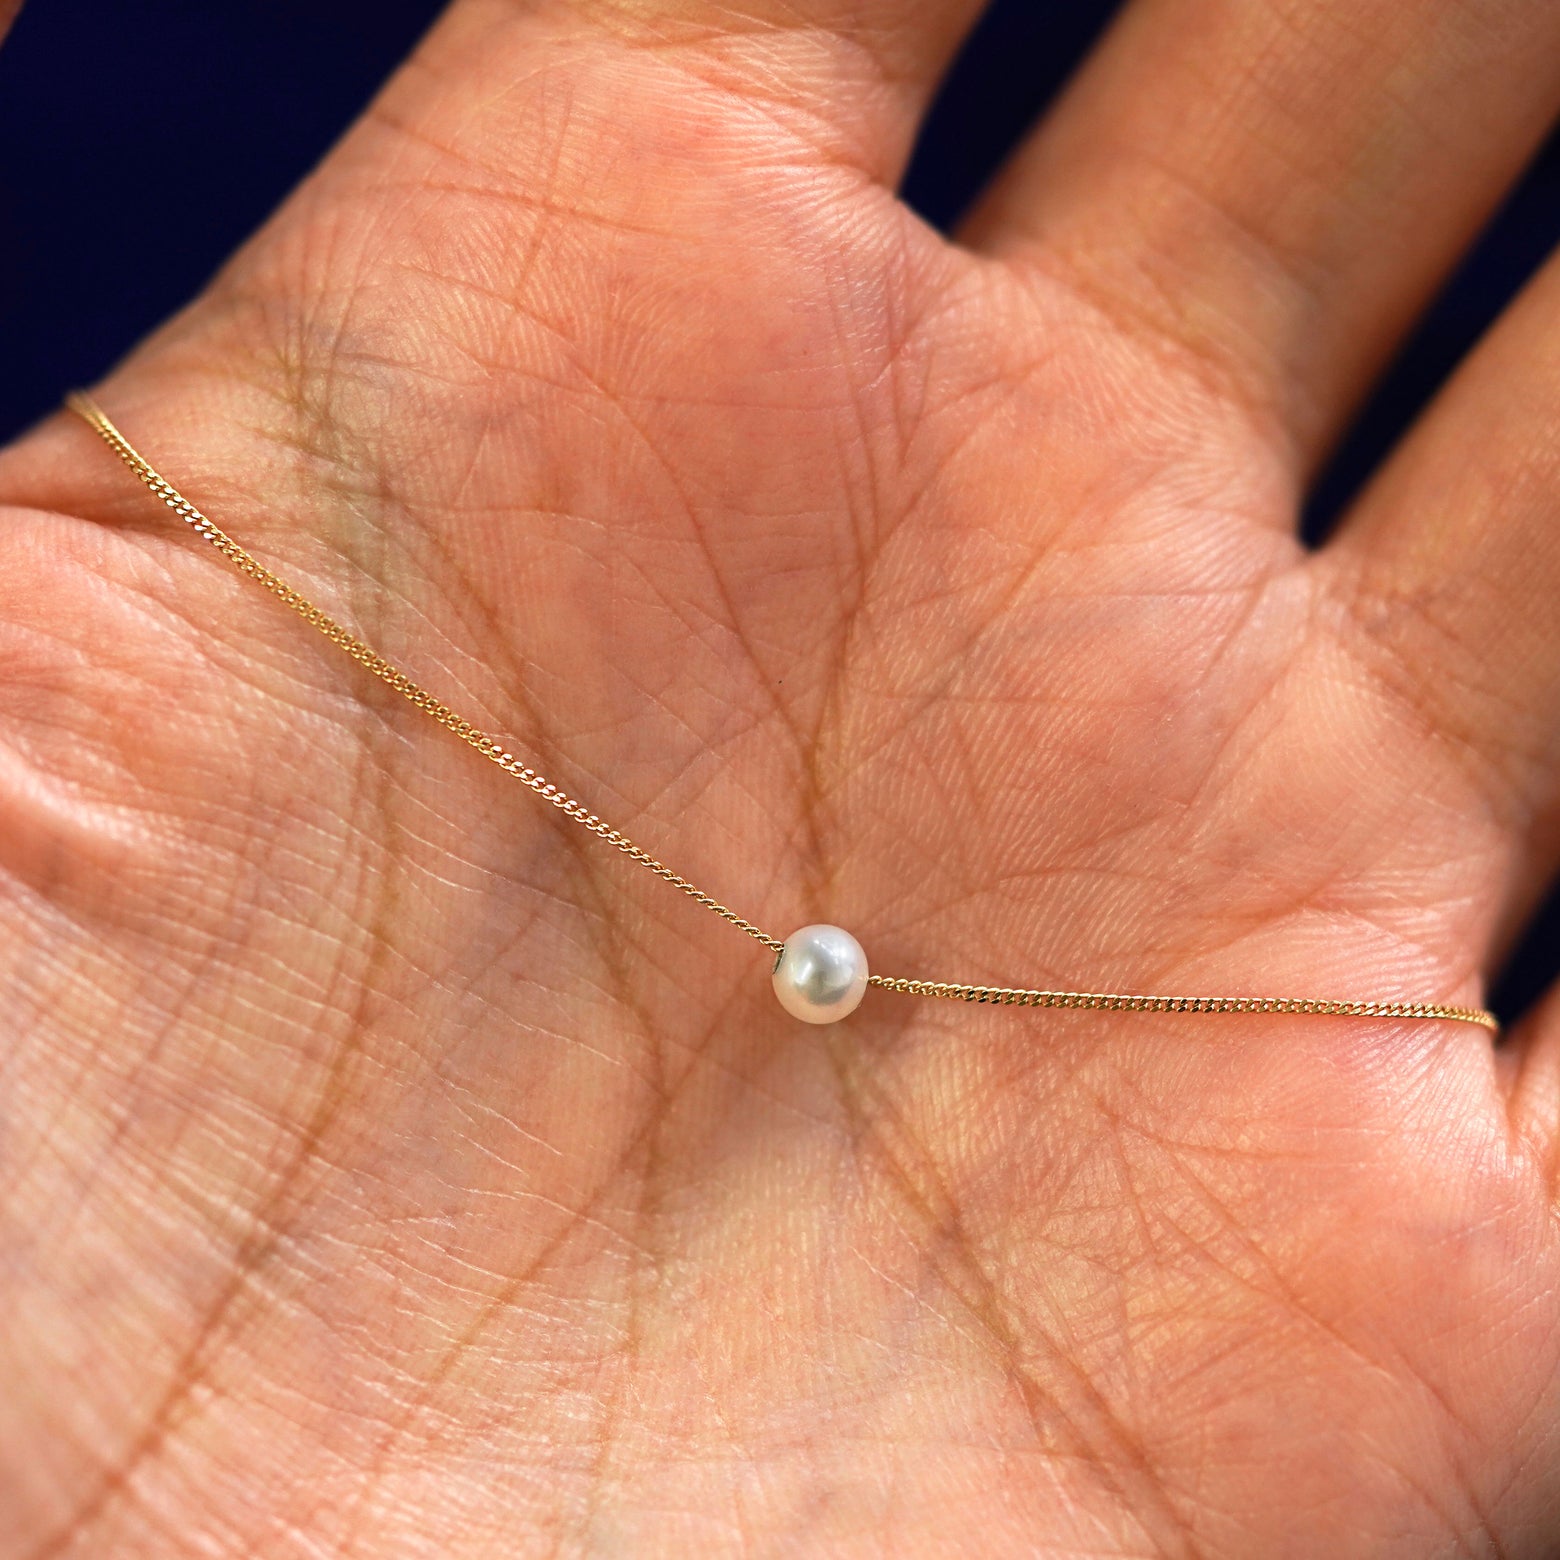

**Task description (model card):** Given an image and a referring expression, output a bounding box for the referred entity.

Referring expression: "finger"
[1501,981,1560,1195]
[958,0,1560,470]
[444,0,984,185]
[1319,250,1560,918]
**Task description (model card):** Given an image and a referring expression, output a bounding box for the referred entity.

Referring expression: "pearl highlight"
[772,924,869,1024]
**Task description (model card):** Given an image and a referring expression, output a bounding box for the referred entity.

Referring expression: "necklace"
[66,393,1499,1033]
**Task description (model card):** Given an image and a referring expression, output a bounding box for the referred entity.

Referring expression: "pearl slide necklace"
[67,394,1499,1034]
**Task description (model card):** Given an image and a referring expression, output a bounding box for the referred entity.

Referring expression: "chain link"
[67,393,784,954]
[66,393,1499,1033]
[867,977,1496,1029]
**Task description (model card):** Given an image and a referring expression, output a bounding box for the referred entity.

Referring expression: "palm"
[5,1,1560,1553]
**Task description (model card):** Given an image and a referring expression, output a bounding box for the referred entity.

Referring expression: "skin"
[2,0,1560,1552]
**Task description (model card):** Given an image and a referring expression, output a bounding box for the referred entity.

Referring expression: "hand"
[4,0,1560,1552]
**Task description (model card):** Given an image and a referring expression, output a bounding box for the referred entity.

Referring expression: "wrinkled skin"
[4,0,1560,1553]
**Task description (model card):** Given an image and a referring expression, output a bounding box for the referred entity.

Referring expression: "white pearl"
[772,924,869,1024]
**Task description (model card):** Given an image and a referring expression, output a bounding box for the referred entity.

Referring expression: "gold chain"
[66,393,1499,1033]
[66,395,781,953]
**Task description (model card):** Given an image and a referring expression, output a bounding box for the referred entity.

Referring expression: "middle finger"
[960,0,1560,476]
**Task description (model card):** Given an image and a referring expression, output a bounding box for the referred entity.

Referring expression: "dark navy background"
[2,0,1555,1019]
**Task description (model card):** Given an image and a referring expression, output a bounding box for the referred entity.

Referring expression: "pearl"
[772,924,869,1024]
